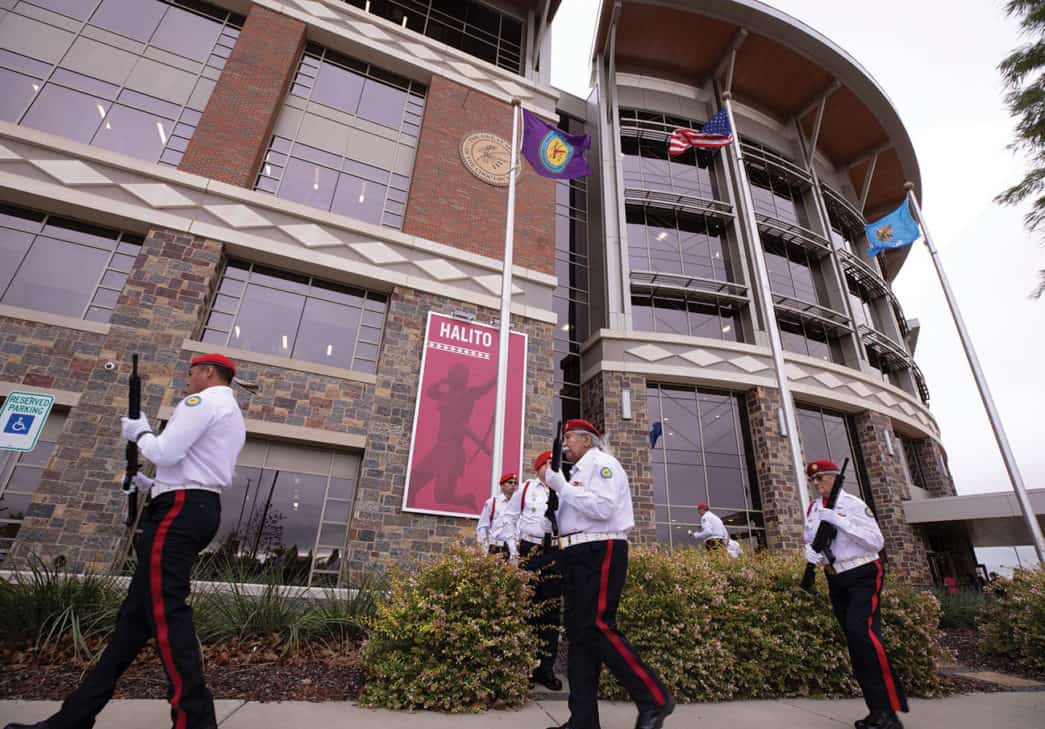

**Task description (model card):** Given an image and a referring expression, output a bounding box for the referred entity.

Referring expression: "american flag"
[668,108,733,156]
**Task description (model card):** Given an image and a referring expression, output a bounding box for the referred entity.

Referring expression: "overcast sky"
[550,1,1044,569]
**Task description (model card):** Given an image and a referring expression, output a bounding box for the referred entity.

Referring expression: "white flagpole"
[904,182,1045,564]
[490,99,522,498]
[721,91,810,518]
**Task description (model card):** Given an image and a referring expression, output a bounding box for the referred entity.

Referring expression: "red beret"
[806,459,840,477]
[499,472,518,485]
[533,450,552,471]
[563,418,601,438]
[191,353,236,378]
[697,503,709,510]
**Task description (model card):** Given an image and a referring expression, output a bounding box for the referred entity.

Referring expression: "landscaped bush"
[933,587,990,629]
[599,546,949,702]
[0,556,121,662]
[360,542,536,712]
[979,567,1045,674]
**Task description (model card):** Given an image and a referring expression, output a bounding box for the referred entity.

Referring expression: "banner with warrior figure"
[403,312,528,518]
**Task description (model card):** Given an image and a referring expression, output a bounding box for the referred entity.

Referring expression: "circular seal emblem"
[539,129,574,175]
[184,395,202,407]
[459,132,518,187]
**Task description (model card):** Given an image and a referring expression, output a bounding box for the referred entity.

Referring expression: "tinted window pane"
[0,68,40,122]
[0,228,34,296]
[28,0,95,20]
[278,158,337,211]
[22,86,106,143]
[232,284,305,356]
[330,174,385,225]
[91,0,167,43]
[309,62,364,113]
[292,297,361,369]
[357,79,407,129]
[2,236,108,317]
[91,105,170,161]
[149,5,222,62]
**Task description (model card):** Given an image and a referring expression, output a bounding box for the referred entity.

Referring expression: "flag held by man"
[521,109,592,179]
[668,108,734,156]
[865,200,921,256]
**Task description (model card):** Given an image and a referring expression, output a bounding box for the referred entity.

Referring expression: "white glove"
[121,415,152,442]
[818,507,845,528]
[131,473,155,492]
[544,468,568,493]
[804,544,824,565]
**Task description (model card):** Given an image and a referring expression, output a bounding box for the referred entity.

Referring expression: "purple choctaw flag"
[521,109,592,179]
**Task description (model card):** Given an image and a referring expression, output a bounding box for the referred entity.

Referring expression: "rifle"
[800,457,850,594]
[545,421,562,544]
[121,354,141,527]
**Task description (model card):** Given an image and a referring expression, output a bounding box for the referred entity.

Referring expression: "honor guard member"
[476,472,519,559]
[804,459,909,729]
[5,354,246,729]
[544,420,674,729]
[505,450,563,691]
[689,503,728,550]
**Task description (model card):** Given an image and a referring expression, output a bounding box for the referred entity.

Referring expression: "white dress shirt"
[137,385,245,489]
[544,448,635,535]
[505,478,554,543]
[692,511,728,543]
[804,490,884,563]
[476,492,518,556]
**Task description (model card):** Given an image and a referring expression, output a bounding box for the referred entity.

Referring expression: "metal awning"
[904,489,1045,548]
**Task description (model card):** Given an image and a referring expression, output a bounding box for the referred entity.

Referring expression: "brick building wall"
[344,288,556,577]
[403,76,556,275]
[11,229,223,573]
[745,387,804,550]
[579,372,656,543]
[852,411,932,584]
[179,5,305,188]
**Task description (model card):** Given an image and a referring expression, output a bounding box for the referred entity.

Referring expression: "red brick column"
[403,76,555,275]
[179,6,305,187]
[745,387,804,550]
[580,372,656,543]
[853,411,932,585]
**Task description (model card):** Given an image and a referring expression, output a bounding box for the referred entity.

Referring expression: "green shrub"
[360,542,536,712]
[599,546,949,702]
[0,555,121,661]
[933,587,989,630]
[979,568,1045,674]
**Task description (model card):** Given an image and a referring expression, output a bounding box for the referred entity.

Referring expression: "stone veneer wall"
[579,372,656,543]
[912,437,957,497]
[744,387,804,550]
[852,411,932,584]
[11,230,222,573]
[344,287,555,577]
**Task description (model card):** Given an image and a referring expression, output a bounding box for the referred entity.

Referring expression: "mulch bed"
[941,628,1045,684]
[0,638,367,702]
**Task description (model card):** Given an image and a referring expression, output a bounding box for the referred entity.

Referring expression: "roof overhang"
[592,0,920,258]
[904,489,1045,548]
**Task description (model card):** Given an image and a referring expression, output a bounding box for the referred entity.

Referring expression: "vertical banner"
[403,312,528,518]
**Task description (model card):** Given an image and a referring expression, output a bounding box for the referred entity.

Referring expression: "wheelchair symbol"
[3,414,35,435]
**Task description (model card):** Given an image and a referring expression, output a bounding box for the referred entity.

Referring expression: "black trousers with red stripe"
[519,539,562,675]
[562,540,670,729]
[47,490,221,729]
[827,560,909,715]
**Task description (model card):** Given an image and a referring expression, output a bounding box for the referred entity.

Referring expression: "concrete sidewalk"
[3,693,1044,729]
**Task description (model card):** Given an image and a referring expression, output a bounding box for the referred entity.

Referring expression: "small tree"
[997,0,1045,297]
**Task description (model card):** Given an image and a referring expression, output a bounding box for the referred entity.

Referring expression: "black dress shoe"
[855,715,870,729]
[635,694,676,729]
[865,711,903,729]
[544,723,571,729]
[532,668,563,691]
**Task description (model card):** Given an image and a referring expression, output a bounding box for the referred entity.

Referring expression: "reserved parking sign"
[0,391,55,452]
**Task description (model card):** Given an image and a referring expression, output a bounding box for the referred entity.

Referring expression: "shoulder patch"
[184,395,203,407]
[599,466,613,479]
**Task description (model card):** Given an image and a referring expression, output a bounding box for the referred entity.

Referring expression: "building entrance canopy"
[904,489,1045,548]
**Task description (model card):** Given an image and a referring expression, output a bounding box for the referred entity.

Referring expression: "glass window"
[763,235,821,304]
[647,385,762,548]
[797,405,871,505]
[619,109,721,201]
[632,296,740,342]
[0,0,242,166]
[203,261,388,374]
[743,144,808,226]
[777,318,837,363]
[259,45,425,230]
[203,439,361,587]
[0,203,141,321]
[626,206,732,281]
[0,412,64,563]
